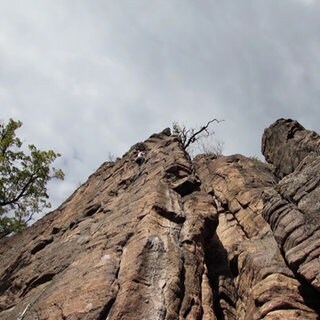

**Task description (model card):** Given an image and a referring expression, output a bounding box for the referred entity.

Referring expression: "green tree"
[0,119,64,238]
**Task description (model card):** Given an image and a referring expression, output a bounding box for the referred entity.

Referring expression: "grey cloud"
[1,0,320,213]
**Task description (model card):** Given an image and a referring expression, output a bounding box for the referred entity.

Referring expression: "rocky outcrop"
[262,119,320,296]
[0,130,218,320]
[194,154,319,319]
[0,119,319,319]
[262,118,320,178]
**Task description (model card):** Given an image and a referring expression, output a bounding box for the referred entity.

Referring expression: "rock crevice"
[0,119,320,319]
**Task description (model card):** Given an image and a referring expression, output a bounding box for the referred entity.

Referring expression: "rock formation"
[0,119,319,319]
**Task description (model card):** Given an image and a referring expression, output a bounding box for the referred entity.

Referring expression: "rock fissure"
[1,119,320,319]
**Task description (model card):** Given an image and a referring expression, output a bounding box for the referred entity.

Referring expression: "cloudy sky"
[1,0,320,218]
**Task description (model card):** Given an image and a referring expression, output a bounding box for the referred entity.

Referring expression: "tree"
[172,119,224,157]
[0,119,64,238]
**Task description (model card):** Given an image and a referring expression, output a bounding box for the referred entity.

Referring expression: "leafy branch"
[0,119,64,238]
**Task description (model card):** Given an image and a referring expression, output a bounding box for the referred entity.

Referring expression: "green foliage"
[172,122,191,150]
[0,119,64,238]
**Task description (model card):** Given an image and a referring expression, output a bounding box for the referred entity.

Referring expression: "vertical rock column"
[262,119,320,295]
[105,136,219,320]
[195,153,319,319]
[0,131,218,320]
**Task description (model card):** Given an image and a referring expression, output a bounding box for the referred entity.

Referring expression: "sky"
[1,0,320,219]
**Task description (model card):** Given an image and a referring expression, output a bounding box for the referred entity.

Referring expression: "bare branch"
[184,119,223,149]
[0,172,38,207]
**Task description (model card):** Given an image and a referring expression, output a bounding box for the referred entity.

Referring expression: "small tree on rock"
[0,119,64,238]
[172,119,224,157]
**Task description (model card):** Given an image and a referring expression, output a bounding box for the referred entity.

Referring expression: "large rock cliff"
[0,119,319,319]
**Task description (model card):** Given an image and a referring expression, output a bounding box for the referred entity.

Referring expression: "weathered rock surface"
[262,118,320,178]
[262,119,320,296]
[0,131,218,320]
[0,119,319,319]
[194,154,319,319]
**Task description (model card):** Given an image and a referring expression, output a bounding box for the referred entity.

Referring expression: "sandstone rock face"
[262,119,320,296]
[194,154,319,319]
[0,131,218,320]
[262,118,320,178]
[0,119,319,319]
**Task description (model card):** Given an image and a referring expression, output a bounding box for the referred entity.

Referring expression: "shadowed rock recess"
[0,119,319,320]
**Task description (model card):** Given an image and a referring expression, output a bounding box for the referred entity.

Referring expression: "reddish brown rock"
[0,119,320,320]
[262,120,320,295]
[194,154,319,319]
[0,131,218,320]
[262,118,320,178]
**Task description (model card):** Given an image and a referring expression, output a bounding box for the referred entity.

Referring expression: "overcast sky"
[1,0,320,218]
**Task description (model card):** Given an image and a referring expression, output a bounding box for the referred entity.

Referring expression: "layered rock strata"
[195,153,319,319]
[0,119,319,319]
[262,119,320,295]
[0,130,218,320]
